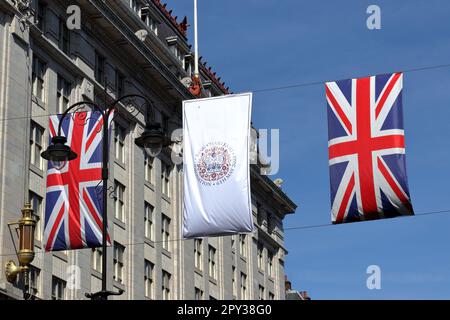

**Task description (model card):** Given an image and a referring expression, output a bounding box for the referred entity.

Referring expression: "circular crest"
[195,142,236,186]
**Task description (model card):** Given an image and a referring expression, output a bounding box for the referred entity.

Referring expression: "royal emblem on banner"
[195,142,236,186]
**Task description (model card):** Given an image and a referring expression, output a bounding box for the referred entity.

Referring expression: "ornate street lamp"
[4,203,37,299]
[135,121,172,157]
[40,95,171,300]
[41,136,77,169]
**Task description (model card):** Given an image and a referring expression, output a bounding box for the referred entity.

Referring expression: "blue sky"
[169,0,450,299]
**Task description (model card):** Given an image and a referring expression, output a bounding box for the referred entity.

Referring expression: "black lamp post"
[41,95,170,300]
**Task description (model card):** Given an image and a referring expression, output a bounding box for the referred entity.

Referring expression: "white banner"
[183,93,253,238]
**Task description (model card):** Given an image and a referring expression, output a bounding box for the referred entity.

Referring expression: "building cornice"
[250,165,297,217]
[88,0,193,101]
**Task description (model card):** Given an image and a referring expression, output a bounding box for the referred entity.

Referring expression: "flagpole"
[101,111,109,298]
[189,0,202,96]
[194,0,199,78]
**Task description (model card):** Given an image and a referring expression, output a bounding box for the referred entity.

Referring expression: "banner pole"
[194,0,199,78]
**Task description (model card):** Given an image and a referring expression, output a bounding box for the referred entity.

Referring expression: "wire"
[250,62,450,94]
[1,62,450,123]
[283,209,450,231]
[1,208,450,258]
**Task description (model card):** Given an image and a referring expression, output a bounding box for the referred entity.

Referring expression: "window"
[58,18,70,54]
[114,181,125,222]
[161,163,171,197]
[91,248,102,272]
[257,243,264,270]
[231,236,236,251]
[116,70,125,97]
[51,276,66,300]
[129,0,142,14]
[239,234,246,257]
[232,266,237,297]
[256,203,263,226]
[144,202,154,240]
[194,239,202,270]
[161,114,169,135]
[114,123,126,163]
[95,52,106,85]
[194,287,203,300]
[113,242,125,283]
[32,56,46,101]
[170,44,183,62]
[267,213,275,234]
[240,273,247,299]
[184,56,191,74]
[268,251,274,277]
[162,270,171,300]
[144,260,154,299]
[30,121,44,169]
[140,7,158,35]
[161,214,171,251]
[36,1,46,31]
[144,153,154,184]
[269,292,275,300]
[208,245,216,279]
[259,285,265,300]
[57,75,71,113]
[29,191,42,242]
[29,266,40,297]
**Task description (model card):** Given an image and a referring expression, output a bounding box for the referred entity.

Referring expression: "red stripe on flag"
[45,204,65,251]
[335,174,355,223]
[377,157,412,212]
[328,135,405,160]
[85,117,104,151]
[82,189,110,244]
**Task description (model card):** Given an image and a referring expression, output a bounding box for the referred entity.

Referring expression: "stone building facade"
[0,0,296,300]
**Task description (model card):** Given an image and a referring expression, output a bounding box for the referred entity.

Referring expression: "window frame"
[114,180,125,222]
[140,7,158,35]
[161,163,171,197]
[144,153,154,184]
[194,238,203,271]
[29,266,41,297]
[144,202,154,240]
[114,123,126,164]
[162,270,171,300]
[113,242,125,284]
[32,56,46,102]
[232,266,237,296]
[36,0,46,31]
[259,285,265,300]
[194,287,203,300]
[144,260,154,299]
[91,247,103,272]
[268,251,274,278]
[95,52,106,86]
[257,242,264,270]
[30,121,44,170]
[240,272,247,299]
[29,191,43,242]
[239,234,247,257]
[161,214,171,251]
[115,70,125,97]
[208,245,216,279]
[57,75,71,113]
[51,276,66,300]
[58,17,70,54]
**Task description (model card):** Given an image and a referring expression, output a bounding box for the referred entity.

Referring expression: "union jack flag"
[325,72,413,224]
[44,111,112,251]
